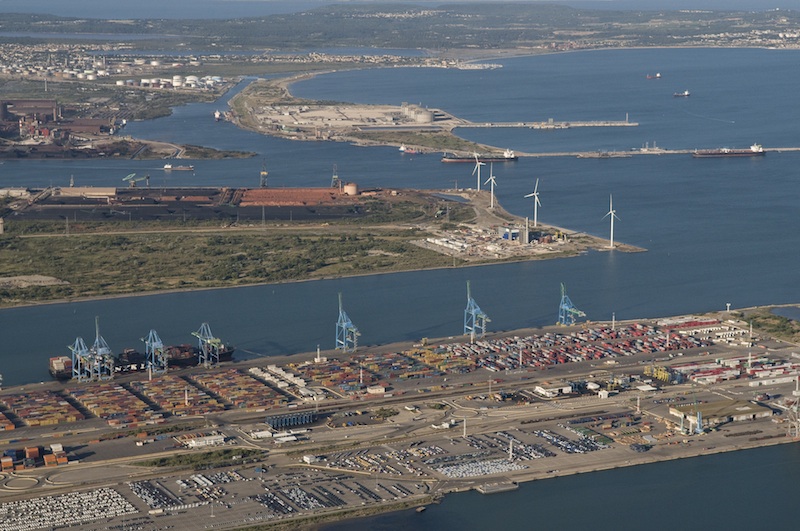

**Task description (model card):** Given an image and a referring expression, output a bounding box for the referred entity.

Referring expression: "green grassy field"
[0,197,474,307]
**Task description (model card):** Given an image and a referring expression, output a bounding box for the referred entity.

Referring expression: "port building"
[669,400,772,431]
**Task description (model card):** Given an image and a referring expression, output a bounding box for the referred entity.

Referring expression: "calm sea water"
[3,48,800,386]
[325,443,800,531]
[2,47,800,529]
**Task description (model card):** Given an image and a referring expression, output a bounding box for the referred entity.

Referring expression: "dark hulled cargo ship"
[50,339,234,381]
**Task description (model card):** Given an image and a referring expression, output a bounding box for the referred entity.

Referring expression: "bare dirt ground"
[0,275,69,288]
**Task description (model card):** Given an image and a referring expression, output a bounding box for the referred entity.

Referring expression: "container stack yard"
[352,351,442,381]
[291,358,378,394]
[1,444,69,471]
[65,382,162,427]
[0,410,14,430]
[0,390,84,426]
[129,375,225,417]
[189,369,287,410]
[405,347,476,375]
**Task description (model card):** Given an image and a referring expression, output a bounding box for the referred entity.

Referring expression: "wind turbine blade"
[535,196,541,206]
[534,178,539,193]
[524,192,534,198]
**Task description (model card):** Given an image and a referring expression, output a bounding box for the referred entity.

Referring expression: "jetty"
[458,117,638,129]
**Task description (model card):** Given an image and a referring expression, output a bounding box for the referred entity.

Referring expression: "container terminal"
[2,305,800,529]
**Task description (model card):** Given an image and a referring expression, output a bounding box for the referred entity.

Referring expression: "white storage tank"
[343,182,358,196]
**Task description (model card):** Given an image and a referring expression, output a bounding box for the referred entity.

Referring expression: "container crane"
[192,322,223,367]
[464,280,490,343]
[335,292,360,352]
[558,283,586,326]
[143,329,168,375]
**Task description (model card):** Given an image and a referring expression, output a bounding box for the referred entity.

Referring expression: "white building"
[186,435,225,448]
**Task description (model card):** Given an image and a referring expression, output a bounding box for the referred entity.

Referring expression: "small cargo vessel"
[673,90,690,97]
[163,164,195,171]
[399,144,419,155]
[692,143,765,158]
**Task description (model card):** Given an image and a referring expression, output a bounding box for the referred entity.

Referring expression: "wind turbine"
[524,178,541,227]
[603,194,620,249]
[472,153,485,191]
[484,163,497,209]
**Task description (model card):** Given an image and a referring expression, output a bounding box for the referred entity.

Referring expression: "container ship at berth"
[692,143,765,158]
[49,342,234,380]
[441,149,517,163]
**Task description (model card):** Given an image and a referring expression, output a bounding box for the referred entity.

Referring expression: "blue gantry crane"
[335,292,360,352]
[143,329,168,375]
[464,280,490,342]
[193,322,223,367]
[70,317,115,382]
[557,283,586,326]
[68,336,91,382]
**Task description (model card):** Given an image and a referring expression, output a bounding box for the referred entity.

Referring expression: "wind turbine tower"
[335,292,361,352]
[484,164,497,209]
[603,194,620,249]
[472,154,485,191]
[464,280,490,342]
[524,178,542,227]
[557,283,586,326]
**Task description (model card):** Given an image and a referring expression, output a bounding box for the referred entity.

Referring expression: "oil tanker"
[692,143,765,158]
[441,149,517,163]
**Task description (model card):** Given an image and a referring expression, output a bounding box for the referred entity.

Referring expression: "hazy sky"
[0,0,790,19]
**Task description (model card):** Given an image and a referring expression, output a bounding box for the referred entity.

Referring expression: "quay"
[516,146,800,159]
[1,308,800,530]
[457,118,638,129]
[475,482,520,494]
